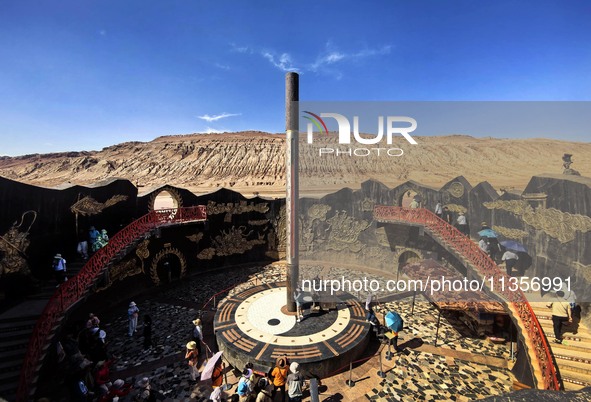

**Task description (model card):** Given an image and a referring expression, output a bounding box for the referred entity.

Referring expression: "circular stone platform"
[213,282,370,378]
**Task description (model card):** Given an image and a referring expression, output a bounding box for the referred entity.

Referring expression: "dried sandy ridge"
[0,132,589,197]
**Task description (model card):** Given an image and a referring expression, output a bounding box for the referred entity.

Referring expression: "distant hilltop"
[0,131,589,196]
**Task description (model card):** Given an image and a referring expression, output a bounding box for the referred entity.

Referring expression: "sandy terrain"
[0,132,589,197]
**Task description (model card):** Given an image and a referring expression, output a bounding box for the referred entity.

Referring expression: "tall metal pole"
[286,72,299,312]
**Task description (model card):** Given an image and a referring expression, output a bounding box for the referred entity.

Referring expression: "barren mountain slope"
[0,132,589,196]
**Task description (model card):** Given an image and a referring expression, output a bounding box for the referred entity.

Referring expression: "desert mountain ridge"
[0,131,589,197]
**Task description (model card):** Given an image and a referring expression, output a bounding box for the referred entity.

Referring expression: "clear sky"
[1,0,590,156]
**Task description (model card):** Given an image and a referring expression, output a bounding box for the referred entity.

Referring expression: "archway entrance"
[156,253,182,284]
[149,248,187,285]
[153,190,179,210]
[397,250,422,278]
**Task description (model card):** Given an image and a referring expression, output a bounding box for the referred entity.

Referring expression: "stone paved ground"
[95,263,514,401]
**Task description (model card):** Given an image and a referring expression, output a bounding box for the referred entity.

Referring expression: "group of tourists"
[88,226,110,253]
[52,226,110,286]
[75,226,110,262]
[227,358,304,402]
[53,309,158,402]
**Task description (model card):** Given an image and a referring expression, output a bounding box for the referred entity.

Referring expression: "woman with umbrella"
[501,249,519,276]
[385,311,404,352]
[500,241,527,276]
[478,228,501,262]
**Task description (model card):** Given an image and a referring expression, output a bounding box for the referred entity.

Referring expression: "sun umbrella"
[478,228,498,238]
[500,240,527,253]
[385,311,403,332]
[199,351,222,381]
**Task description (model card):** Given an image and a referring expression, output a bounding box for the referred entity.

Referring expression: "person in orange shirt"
[211,359,224,388]
[271,357,288,402]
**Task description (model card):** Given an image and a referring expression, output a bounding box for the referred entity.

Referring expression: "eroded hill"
[0,131,590,196]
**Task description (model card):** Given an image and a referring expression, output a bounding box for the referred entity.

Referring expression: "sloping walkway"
[528,299,591,391]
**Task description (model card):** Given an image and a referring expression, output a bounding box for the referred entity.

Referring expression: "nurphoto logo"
[303,110,418,157]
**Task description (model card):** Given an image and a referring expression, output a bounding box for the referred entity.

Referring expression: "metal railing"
[16,206,207,401]
[373,206,559,390]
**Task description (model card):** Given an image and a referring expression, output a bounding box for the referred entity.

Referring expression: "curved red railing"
[373,206,560,391]
[17,206,207,401]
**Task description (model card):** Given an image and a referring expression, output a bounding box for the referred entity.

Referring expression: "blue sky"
[1,0,590,156]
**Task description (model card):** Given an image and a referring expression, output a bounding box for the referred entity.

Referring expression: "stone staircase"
[530,303,591,391]
[0,260,85,401]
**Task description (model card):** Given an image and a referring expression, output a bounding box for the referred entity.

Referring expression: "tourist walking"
[478,238,489,254]
[294,287,304,322]
[211,358,225,389]
[77,235,89,260]
[434,201,443,218]
[93,229,109,251]
[192,318,203,355]
[135,377,157,402]
[547,291,572,344]
[88,226,100,251]
[365,294,377,324]
[487,237,501,262]
[209,386,224,402]
[456,212,469,236]
[272,357,288,402]
[52,253,67,285]
[286,362,304,402]
[127,301,139,336]
[98,378,132,402]
[442,206,453,225]
[143,315,152,351]
[94,359,113,396]
[501,249,519,276]
[185,341,200,381]
[236,368,254,401]
[86,313,100,329]
[255,377,273,402]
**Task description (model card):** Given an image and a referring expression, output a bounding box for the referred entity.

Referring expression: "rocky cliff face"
[0,132,590,195]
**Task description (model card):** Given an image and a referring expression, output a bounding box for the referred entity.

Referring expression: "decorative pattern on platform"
[484,200,591,243]
[0,210,36,276]
[214,283,369,374]
[17,206,207,401]
[373,206,560,391]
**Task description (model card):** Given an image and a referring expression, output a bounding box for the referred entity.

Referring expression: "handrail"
[17,206,207,401]
[373,206,560,391]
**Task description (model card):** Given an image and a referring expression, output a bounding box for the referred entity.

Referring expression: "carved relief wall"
[0,176,138,283]
[484,200,591,243]
[0,211,36,277]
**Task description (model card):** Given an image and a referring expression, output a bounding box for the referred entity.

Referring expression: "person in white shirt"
[546,291,571,344]
[434,201,443,218]
[456,212,469,236]
[478,238,489,254]
[501,250,519,276]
